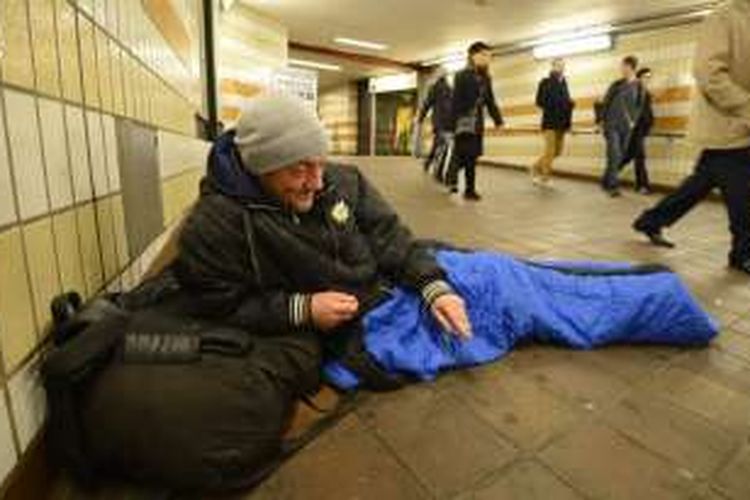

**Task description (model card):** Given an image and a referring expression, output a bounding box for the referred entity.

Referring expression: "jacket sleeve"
[536,79,547,109]
[452,70,473,122]
[600,81,621,125]
[693,12,750,120]
[485,77,504,126]
[418,85,436,123]
[173,196,311,334]
[354,169,454,304]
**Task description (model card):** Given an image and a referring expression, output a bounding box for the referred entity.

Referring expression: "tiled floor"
[56,159,750,500]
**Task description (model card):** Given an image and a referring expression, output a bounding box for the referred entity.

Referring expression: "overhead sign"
[369,72,418,94]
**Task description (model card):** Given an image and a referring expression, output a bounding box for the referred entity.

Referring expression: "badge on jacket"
[330,200,351,226]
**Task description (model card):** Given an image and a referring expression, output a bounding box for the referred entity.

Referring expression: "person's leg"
[464,155,479,198]
[446,152,463,192]
[436,134,453,183]
[533,130,553,182]
[712,149,750,269]
[602,130,624,194]
[543,130,565,182]
[424,133,439,172]
[635,152,716,232]
[634,136,651,192]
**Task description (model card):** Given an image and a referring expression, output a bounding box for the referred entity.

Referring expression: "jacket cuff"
[421,280,455,306]
[289,293,312,328]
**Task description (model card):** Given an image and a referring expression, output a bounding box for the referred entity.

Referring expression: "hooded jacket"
[173,132,452,335]
[688,0,750,150]
[419,76,454,133]
[536,72,574,131]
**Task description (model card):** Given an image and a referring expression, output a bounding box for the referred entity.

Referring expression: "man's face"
[472,49,492,69]
[552,59,565,75]
[621,62,636,79]
[639,71,652,89]
[260,157,325,213]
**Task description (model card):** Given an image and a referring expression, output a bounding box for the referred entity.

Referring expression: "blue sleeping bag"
[324,250,718,389]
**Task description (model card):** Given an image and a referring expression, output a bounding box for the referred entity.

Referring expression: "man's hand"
[311,291,359,331]
[431,294,472,340]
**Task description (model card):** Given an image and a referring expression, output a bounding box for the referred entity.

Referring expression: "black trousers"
[424,133,440,171]
[635,147,750,266]
[447,153,478,194]
[621,134,651,190]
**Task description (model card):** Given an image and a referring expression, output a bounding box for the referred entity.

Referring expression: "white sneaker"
[541,177,554,188]
[531,175,542,187]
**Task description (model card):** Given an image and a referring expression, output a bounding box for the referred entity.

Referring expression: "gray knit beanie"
[234,95,329,176]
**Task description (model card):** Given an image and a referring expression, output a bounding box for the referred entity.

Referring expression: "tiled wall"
[319,83,358,156]
[479,24,699,187]
[0,0,209,489]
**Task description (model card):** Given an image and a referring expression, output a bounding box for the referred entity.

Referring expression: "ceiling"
[240,0,714,66]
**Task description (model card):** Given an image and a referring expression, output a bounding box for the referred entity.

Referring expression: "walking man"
[418,72,454,182]
[620,67,655,194]
[532,58,575,187]
[447,41,504,201]
[633,0,750,275]
[600,56,645,197]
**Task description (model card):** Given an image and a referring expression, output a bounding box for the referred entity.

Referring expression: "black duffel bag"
[42,285,322,493]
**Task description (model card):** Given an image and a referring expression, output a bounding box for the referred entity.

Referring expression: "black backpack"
[41,276,329,493]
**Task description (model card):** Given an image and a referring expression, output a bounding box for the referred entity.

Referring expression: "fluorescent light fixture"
[529,25,613,47]
[289,59,342,72]
[334,37,388,51]
[533,34,612,59]
[369,72,417,94]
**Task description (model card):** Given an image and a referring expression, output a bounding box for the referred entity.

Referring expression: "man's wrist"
[289,293,312,328]
[421,279,455,306]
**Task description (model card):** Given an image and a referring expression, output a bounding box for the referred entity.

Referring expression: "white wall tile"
[102,114,120,192]
[65,105,93,203]
[3,90,49,221]
[38,99,74,211]
[86,111,109,197]
[8,358,46,452]
[0,103,18,228]
[0,392,18,485]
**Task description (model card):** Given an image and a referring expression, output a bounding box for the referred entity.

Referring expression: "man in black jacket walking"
[532,58,575,187]
[418,73,453,181]
[446,41,504,201]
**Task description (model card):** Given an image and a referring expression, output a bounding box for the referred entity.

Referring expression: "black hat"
[468,41,492,55]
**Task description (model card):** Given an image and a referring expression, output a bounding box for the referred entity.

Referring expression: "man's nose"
[308,165,324,191]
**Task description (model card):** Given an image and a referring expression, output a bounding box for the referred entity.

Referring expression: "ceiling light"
[289,59,342,72]
[334,37,388,51]
[533,34,612,60]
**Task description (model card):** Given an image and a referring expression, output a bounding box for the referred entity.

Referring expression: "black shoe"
[464,192,482,201]
[730,259,750,275]
[607,189,622,198]
[633,221,675,248]
[449,185,459,194]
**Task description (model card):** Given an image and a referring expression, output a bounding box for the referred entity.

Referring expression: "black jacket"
[173,132,451,336]
[634,89,654,137]
[536,73,574,130]
[419,77,453,133]
[451,67,503,158]
[452,67,503,134]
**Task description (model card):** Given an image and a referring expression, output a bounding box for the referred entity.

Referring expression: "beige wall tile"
[101,114,120,192]
[38,99,73,211]
[65,105,93,203]
[92,0,107,28]
[111,43,125,116]
[3,90,49,221]
[22,218,61,332]
[76,0,94,17]
[85,111,109,197]
[76,203,103,295]
[0,102,18,228]
[52,210,86,298]
[1,0,35,89]
[8,357,45,451]
[95,28,114,113]
[0,228,37,371]
[28,0,61,97]
[0,392,18,484]
[95,198,118,282]
[122,55,136,119]
[78,14,100,109]
[56,0,83,103]
[112,195,129,268]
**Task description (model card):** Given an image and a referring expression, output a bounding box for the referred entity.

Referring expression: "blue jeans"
[602,129,628,191]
